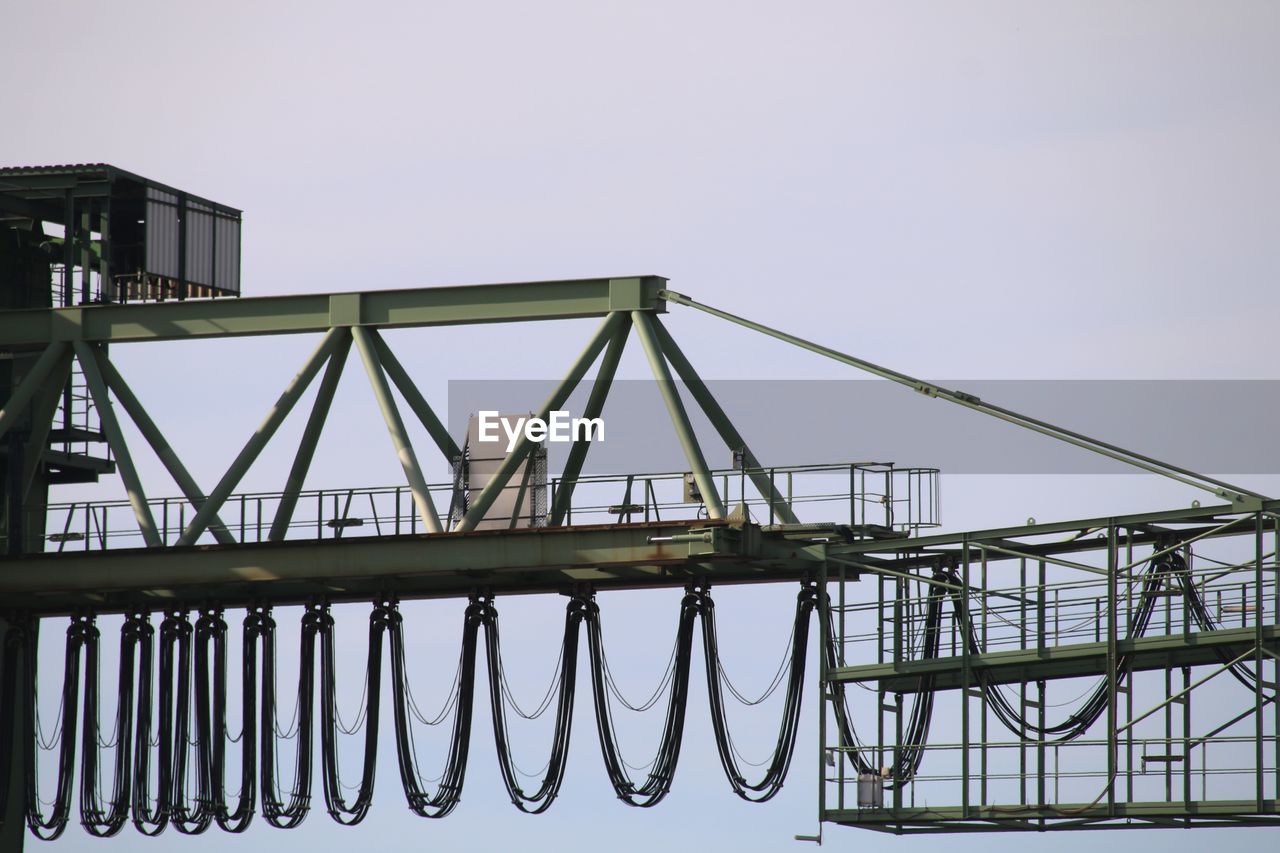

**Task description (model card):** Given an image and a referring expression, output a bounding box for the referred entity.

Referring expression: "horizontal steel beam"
[825,799,1280,830]
[0,520,825,614]
[825,500,1280,573]
[0,276,667,347]
[830,624,1279,692]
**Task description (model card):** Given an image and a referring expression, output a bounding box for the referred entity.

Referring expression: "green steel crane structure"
[0,166,1276,848]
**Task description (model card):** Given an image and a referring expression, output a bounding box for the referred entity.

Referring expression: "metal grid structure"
[0,263,1274,847]
[29,461,939,554]
[819,504,1280,832]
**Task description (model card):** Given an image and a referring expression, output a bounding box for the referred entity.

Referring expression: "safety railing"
[33,461,940,551]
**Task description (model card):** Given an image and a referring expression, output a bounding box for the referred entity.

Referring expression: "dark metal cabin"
[0,163,241,306]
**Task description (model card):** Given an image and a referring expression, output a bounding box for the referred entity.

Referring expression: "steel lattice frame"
[0,274,1275,846]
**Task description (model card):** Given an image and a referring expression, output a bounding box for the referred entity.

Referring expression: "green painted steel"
[650,315,799,525]
[175,328,347,545]
[457,312,627,532]
[370,331,462,462]
[631,310,725,519]
[95,353,236,545]
[0,341,67,441]
[831,625,1280,692]
[817,499,1280,833]
[0,518,802,613]
[659,288,1265,506]
[352,325,443,534]
[19,348,71,500]
[72,342,162,546]
[0,276,668,347]
[1,271,1275,837]
[548,316,631,526]
[269,331,353,541]
[825,800,1280,830]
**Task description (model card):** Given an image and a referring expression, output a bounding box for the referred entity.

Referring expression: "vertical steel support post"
[979,548,989,808]
[19,350,71,501]
[1037,559,1047,818]
[79,208,91,303]
[836,557,846,810]
[1019,556,1028,806]
[817,552,829,828]
[1256,511,1265,811]
[877,574,886,775]
[0,342,70,442]
[351,326,442,534]
[649,318,798,524]
[95,354,236,545]
[1183,663,1192,809]
[269,330,353,540]
[892,576,904,820]
[177,328,345,545]
[61,190,73,305]
[370,333,462,462]
[1164,541,1175,802]
[1106,523,1118,816]
[0,614,25,853]
[1125,529,1135,804]
[548,317,630,526]
[458,312,626,532]
[73,342,162,547]
[1182,548,1192,809]
[961,540,971,818]
[630,311,724,519]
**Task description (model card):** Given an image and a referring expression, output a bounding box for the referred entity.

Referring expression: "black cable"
[700,582,817,802]
[387,598,482,819]
[24,615,84,840]
[193,608,256,833]
[582,588,699,807]
[129,613,167,836]
[14,577,824,837]
[78,612,142,837]
[480,596,583,813]
[256,605,317,829]
[316,602,389,825]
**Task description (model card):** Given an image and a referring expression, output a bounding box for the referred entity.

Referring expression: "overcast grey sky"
[5,2,1280,851]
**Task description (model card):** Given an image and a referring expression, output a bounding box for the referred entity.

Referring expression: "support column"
[549,316,630,526]
[1106,524,1118,816]
[650,317,797,524]
[371,333,461,462]
[270,330,352,540]
[177,328,345,545]
[0,614,26,852]
[96,355,235,545]
[457,312,626,532]
[631,311,724,519]
[352,326,442,534]
[0,342,69,442]
[74,342,162,547]
[20,349,71,502]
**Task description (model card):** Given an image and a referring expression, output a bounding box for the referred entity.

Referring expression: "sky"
[4,1,1280,851]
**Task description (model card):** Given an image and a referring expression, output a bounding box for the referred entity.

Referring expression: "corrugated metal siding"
[144,188,180,279]
[214,214,241,293]
[184,199,214,286]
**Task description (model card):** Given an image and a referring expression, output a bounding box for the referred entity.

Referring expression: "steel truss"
[0,274,1275,844]
[819,503,1280,832]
